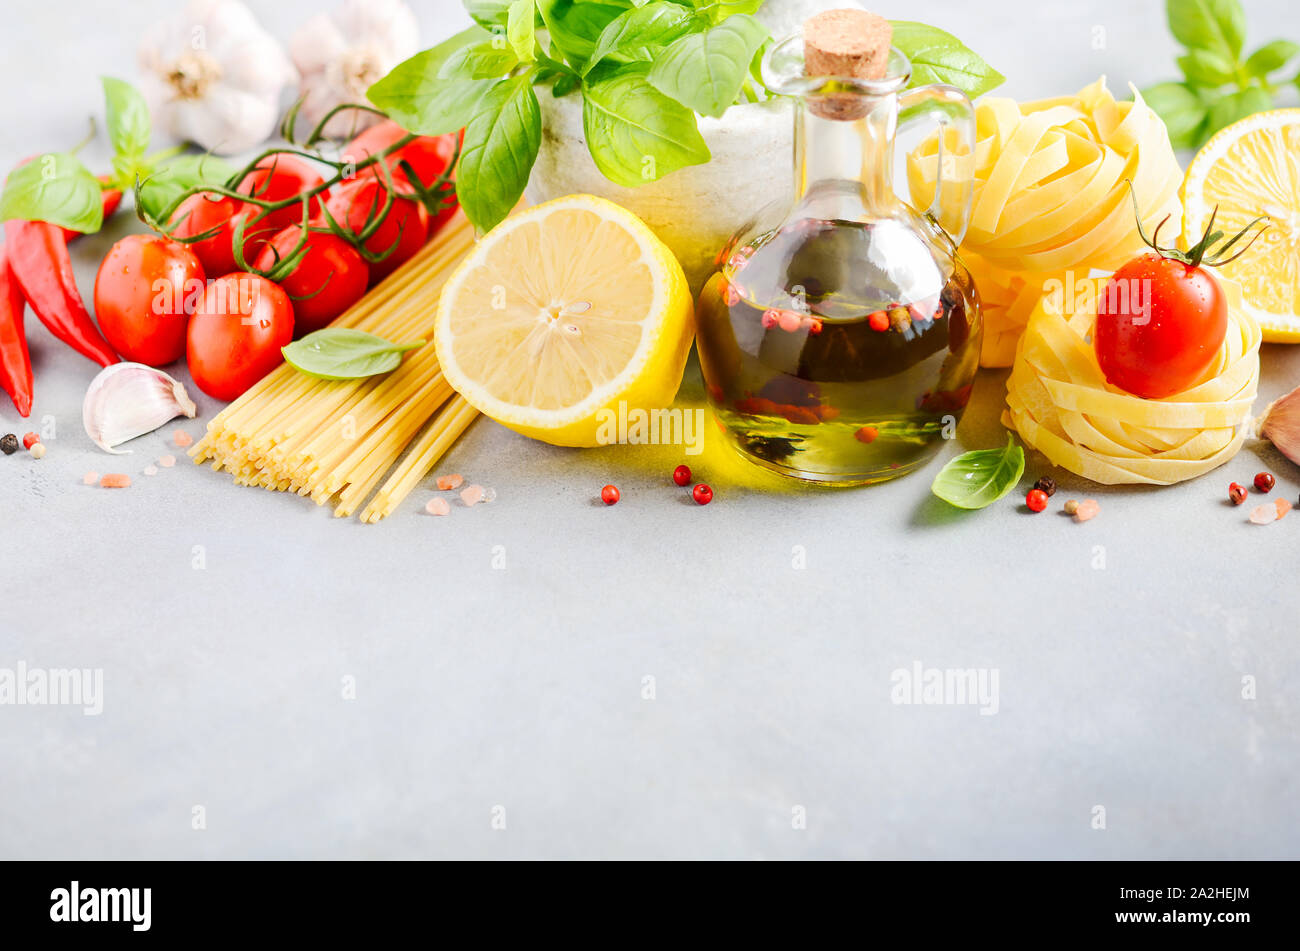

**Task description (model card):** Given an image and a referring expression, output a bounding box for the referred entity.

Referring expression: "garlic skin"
[1260,383,1300,468]
[290,0,420,139]
[83,364,198,455]
[138,0,297,156]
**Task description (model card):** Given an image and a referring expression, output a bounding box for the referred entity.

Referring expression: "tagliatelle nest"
[909,78,1184,367]
[1002,277,1261,485]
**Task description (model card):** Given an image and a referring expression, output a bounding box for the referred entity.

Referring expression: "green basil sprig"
[931,434,1026,510]
[1142,0,1299,150]
[283,329,427,380]
[368,0,1003,235]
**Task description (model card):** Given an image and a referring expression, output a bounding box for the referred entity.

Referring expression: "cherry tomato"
[93,235,205,366]
[345,121,460,235]
[170,193,278,278]
[255,225,369,336]
[238,154,327,237]
[323,179,428,284]
[187,273,294,400]
[1094,252,1228,399]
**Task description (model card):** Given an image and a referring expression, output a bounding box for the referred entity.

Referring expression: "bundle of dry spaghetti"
[190,213,479,522]
[908,78,1184,367]
[1003,277,1261,485]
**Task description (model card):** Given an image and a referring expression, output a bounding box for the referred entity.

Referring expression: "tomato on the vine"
[170,193,278,277]
[187,273,294,400]
[238,154,327,237]
[93,234,205,366]
[345,121,459,235]
[255,225,369,336]
[1093,201,1265,400]
[323,178,428,283]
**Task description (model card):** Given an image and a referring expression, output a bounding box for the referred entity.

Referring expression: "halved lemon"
[435,195,694,446]
[1181,109,1300,342]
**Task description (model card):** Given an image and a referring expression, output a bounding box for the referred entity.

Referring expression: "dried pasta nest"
[1003,277,1261,485]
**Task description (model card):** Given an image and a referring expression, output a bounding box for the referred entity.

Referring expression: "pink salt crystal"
[425,497,450,516]
[1073,499,1100,522]
[158,454,176,468]
[143,465,159,477]
[83,471,100,485]
[1249,503,1277,525]
[173,429,193,448]
[436,473,464,490]
[1275,498,1292,520]
[460,484,484,507]
[480,486,497,503]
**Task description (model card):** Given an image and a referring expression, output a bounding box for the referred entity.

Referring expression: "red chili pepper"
[59,183,122,243]
[4,219,119,367]
[0,243,34,416]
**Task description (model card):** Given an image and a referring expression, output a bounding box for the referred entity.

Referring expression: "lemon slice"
[435,195,694,446]
[1182,109,1300,342]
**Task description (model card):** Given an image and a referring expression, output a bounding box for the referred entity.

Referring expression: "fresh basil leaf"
[1141,82,1208,149]
[466,0,514,28]
[438,40,520,79]
[890,21,1005,99]
[697,0,763,23]
[1204,85,1272,138]
[368,39,498,137]
[1166,0,1246,60]
[283,329,426,380]
[553,72,581,97]
[101,76,151,175]
[647,14,768,119]
[458,74,542,233]
[0,152,103,232]
[930,434,1025,510]
[136,154,236,222]
[582,63,710,185]
[1244,39,1300,78]
[538,0,627,69]
[583,2,696,76]
[507,0,537,62]
[1177,47,1236,86]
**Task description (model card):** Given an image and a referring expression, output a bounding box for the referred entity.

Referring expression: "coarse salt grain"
[143,465,159,476]
[83,471,99,485]
[100,473,131,488]
[480,486,496,503]
[1073,499,1100,522]
[425,497,450,516]
[30,443,46,459]
[460,484,484,507]
[436,473,463,490]
[173,430,193,448]
[158,454,176,468]
[1249,503,1277,525]
[1275,498,1292,520]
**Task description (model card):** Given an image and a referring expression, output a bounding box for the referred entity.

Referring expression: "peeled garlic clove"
[1259,384,1300,467]
[83,363,198,455]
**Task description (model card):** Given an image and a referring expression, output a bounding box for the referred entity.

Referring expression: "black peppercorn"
[0,433,19,455]
[1033,476,1057,497]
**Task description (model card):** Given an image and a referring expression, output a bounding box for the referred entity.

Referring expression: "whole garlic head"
[290,0,420,140]
[138,0,297,156]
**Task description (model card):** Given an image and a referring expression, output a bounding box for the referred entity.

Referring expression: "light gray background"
[2,1,1298,859]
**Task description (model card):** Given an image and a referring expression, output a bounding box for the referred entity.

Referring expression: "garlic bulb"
[138,0,297,156]
[1259,383,1300,468]
[290,0,420,139]
[84,363,198,455]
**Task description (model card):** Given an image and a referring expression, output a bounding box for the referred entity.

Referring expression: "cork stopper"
[803,9,893,120]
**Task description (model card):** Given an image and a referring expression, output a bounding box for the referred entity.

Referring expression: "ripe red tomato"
[323,179,428,284]
[170,193,278,277]
[238,154,327,237]
[255,225,369,336]
[93,235,205,366]
[1094,252,1228,399]
[345,121,460,234]
[187,273,294,400]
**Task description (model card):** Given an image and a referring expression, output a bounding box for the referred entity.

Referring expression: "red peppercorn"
[692,484,713,505]
[1026,488,1048,512]
[22,432,40,450]
[1254,472,1275,493]
[868,310,890,332]
[1228,482,1247,505]
[600,484,620,505]
[855,425,879,444]
[673,464,692,486]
